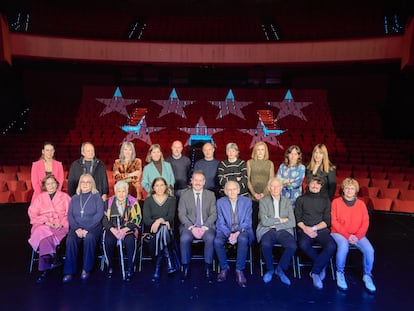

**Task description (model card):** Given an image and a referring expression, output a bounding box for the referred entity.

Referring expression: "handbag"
[142,233,154,244]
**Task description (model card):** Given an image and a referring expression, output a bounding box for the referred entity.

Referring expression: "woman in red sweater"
[331,177,376,293]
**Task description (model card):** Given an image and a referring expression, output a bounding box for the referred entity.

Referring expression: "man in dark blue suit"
[214,181,254,287]
[178,170,217,283]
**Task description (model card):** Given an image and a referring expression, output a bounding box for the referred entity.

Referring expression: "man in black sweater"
[295,174,336,290]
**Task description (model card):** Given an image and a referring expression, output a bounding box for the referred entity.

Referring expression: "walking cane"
[115,215,126,280]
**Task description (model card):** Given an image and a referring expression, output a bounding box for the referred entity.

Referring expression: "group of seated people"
[28,167,376,293]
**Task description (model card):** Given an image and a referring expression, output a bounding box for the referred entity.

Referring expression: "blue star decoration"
[210,89,252,119]
[267,89,312,121]
[178,117,224,146]
[121,117,165,145]
[96,87,138,118]
[152,88,195,118]
[239,121,285,149]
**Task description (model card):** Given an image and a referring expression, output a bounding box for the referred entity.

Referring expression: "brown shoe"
[236,270,247,288]
[217,268,228,282]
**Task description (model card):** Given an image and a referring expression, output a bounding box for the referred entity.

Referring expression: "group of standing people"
[27,140,376,293]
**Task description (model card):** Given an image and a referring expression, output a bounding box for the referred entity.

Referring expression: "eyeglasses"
[45,182,57,186]
[344,187,356,191]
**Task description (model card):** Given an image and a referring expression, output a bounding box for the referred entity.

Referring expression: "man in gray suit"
[257,177,297,286]
[178,170,217,283]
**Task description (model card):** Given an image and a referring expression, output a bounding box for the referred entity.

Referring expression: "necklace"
[80,193,92,217]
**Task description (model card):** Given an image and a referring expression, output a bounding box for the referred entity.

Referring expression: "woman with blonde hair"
[331,178,376,293]
[62,173,104,283]
[247,141,274,201]
[141,144,175,195]
[112,141,143,200]
[306,144,337,200]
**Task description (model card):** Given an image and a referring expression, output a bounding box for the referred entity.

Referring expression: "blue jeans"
[214,231,249,271]
[331,233,375,275]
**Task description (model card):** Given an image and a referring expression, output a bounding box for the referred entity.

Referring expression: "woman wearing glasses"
[62,174,104,283]
[28,174,71,283]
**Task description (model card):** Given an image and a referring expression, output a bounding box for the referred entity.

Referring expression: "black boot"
[181,264,190,282]
[164,248,176,274]
[125,268,133,282]
[205,263,213,284]
[151,254,163,282]
[36,270,49,284]
[50,253,63,269]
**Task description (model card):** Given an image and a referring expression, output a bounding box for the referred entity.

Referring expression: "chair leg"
[296,256,302,279]
[292,256,297,278]
[30,249,36,273]
[329,257,335,280]
[248,246,253,275]
[138,243,143,272]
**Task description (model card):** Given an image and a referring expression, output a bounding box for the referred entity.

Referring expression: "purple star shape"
[210,89,252,119]
[96,87,138,118]
[122,119,164,145]
[268,91,312,121]
[178,117,224,146]
[152,88,195,118]
[239,122,284,149]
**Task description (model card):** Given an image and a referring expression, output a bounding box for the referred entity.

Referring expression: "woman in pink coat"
[31,142,65,202]
[28,174,71,283]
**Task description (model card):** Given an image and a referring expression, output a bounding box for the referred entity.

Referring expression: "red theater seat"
[369,198,393,212]
[370,179,390,188]
[0,191,12,203]
[378,187,400,200]
[399,189,414,201]
[392,200,414,214]
[389,180,410,190]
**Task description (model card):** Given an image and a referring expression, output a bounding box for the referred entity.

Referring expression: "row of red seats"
[0,179,33,203]
[366,198,414,214]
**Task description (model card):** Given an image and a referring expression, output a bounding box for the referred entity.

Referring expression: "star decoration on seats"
[239,121,284,149]
[178,117,223,146]
[121,118,164,145]
[96,87,138,118]
[268,89,312,121]
[152,88,195,118]
[210,89,252,119]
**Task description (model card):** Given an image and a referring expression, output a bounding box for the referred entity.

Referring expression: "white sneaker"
[310,272,323,289]
[336,271,348,291]
[363,274,376,293]
[263,271,273,284]
[275,268,291,286]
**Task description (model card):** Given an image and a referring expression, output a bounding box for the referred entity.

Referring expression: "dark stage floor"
[1,203,413,311]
